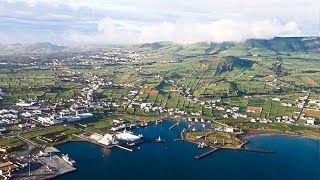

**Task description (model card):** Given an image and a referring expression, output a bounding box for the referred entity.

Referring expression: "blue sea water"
[55,120,320,180]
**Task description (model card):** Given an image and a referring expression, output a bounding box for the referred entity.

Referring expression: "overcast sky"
[0,0,319,44]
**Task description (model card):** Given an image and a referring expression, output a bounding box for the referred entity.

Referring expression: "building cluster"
[0,109,19,126]
[88,49,145,64]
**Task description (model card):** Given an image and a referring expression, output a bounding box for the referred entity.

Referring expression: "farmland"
[0,37,320,144]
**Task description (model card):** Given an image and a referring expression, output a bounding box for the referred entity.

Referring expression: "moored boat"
[153,136,165,143]
[61,154,76,166]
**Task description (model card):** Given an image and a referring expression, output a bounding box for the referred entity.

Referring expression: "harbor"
[1,120,279,180]
[54,120,320,180]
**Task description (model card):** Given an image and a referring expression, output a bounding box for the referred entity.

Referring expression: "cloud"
[64,17,301,44]
[1,0,317,44]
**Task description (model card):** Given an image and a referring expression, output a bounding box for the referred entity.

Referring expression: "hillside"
[137,37,320,60]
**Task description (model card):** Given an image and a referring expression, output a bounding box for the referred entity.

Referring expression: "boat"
[127,142,137,146]
[61,154,76,166]
[153,136,165,143]
[138,134,143,138]
[140,122,148,127]
[192,127,196,131]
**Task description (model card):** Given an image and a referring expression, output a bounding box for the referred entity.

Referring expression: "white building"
[116,132,141,142]
[306,118,315,125]
[141,103,152,109]
[37,116,64,125]
[0,127,6,133]
[98,134,119,146]
[225,127,234,133]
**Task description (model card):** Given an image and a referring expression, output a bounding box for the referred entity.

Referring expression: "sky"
[0,0,319,44]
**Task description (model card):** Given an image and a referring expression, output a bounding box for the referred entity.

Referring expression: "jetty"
[169,121,180,130]
[194,148,220,159]
[115,145,133,152]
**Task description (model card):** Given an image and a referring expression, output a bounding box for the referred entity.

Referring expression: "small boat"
[140,122,148,127]
[138,134,143,138]
[127,142,136,146]
[192,127,196,131]
[61,154,76,166]
[153,136,165,143]
[155,119,162,125]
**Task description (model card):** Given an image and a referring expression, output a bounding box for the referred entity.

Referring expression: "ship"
[61,154,76,166]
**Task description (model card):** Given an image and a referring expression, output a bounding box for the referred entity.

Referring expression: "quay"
[169,121,180,130]
[194,148,220,159]
[13,155,76,180]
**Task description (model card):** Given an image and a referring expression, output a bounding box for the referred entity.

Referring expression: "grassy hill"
[136,37,320,61]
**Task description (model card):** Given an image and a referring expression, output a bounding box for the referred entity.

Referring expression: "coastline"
[237,130,320,140]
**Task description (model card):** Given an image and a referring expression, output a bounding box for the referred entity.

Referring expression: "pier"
[115,145,133,152]
[169,121,180,130]
[194,148,220,159]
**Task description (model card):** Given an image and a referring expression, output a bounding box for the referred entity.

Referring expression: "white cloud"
[64,18,302,44]
[2,0,317,44]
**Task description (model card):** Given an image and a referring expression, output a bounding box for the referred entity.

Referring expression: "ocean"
[55,120,320,180]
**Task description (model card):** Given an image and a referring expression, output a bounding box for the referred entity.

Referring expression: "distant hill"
[0,42,67,55]
[243,37,320,53]
[136,37,320,58]
[25,42,65,51]
[138,42,164,50]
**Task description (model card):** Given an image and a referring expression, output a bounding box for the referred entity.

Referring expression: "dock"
[14,155,76,180]
[115,145,133,152]
[169,121,180,130]
[194,148,220,159]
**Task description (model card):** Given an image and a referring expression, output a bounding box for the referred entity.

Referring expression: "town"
[0,38,320,179]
